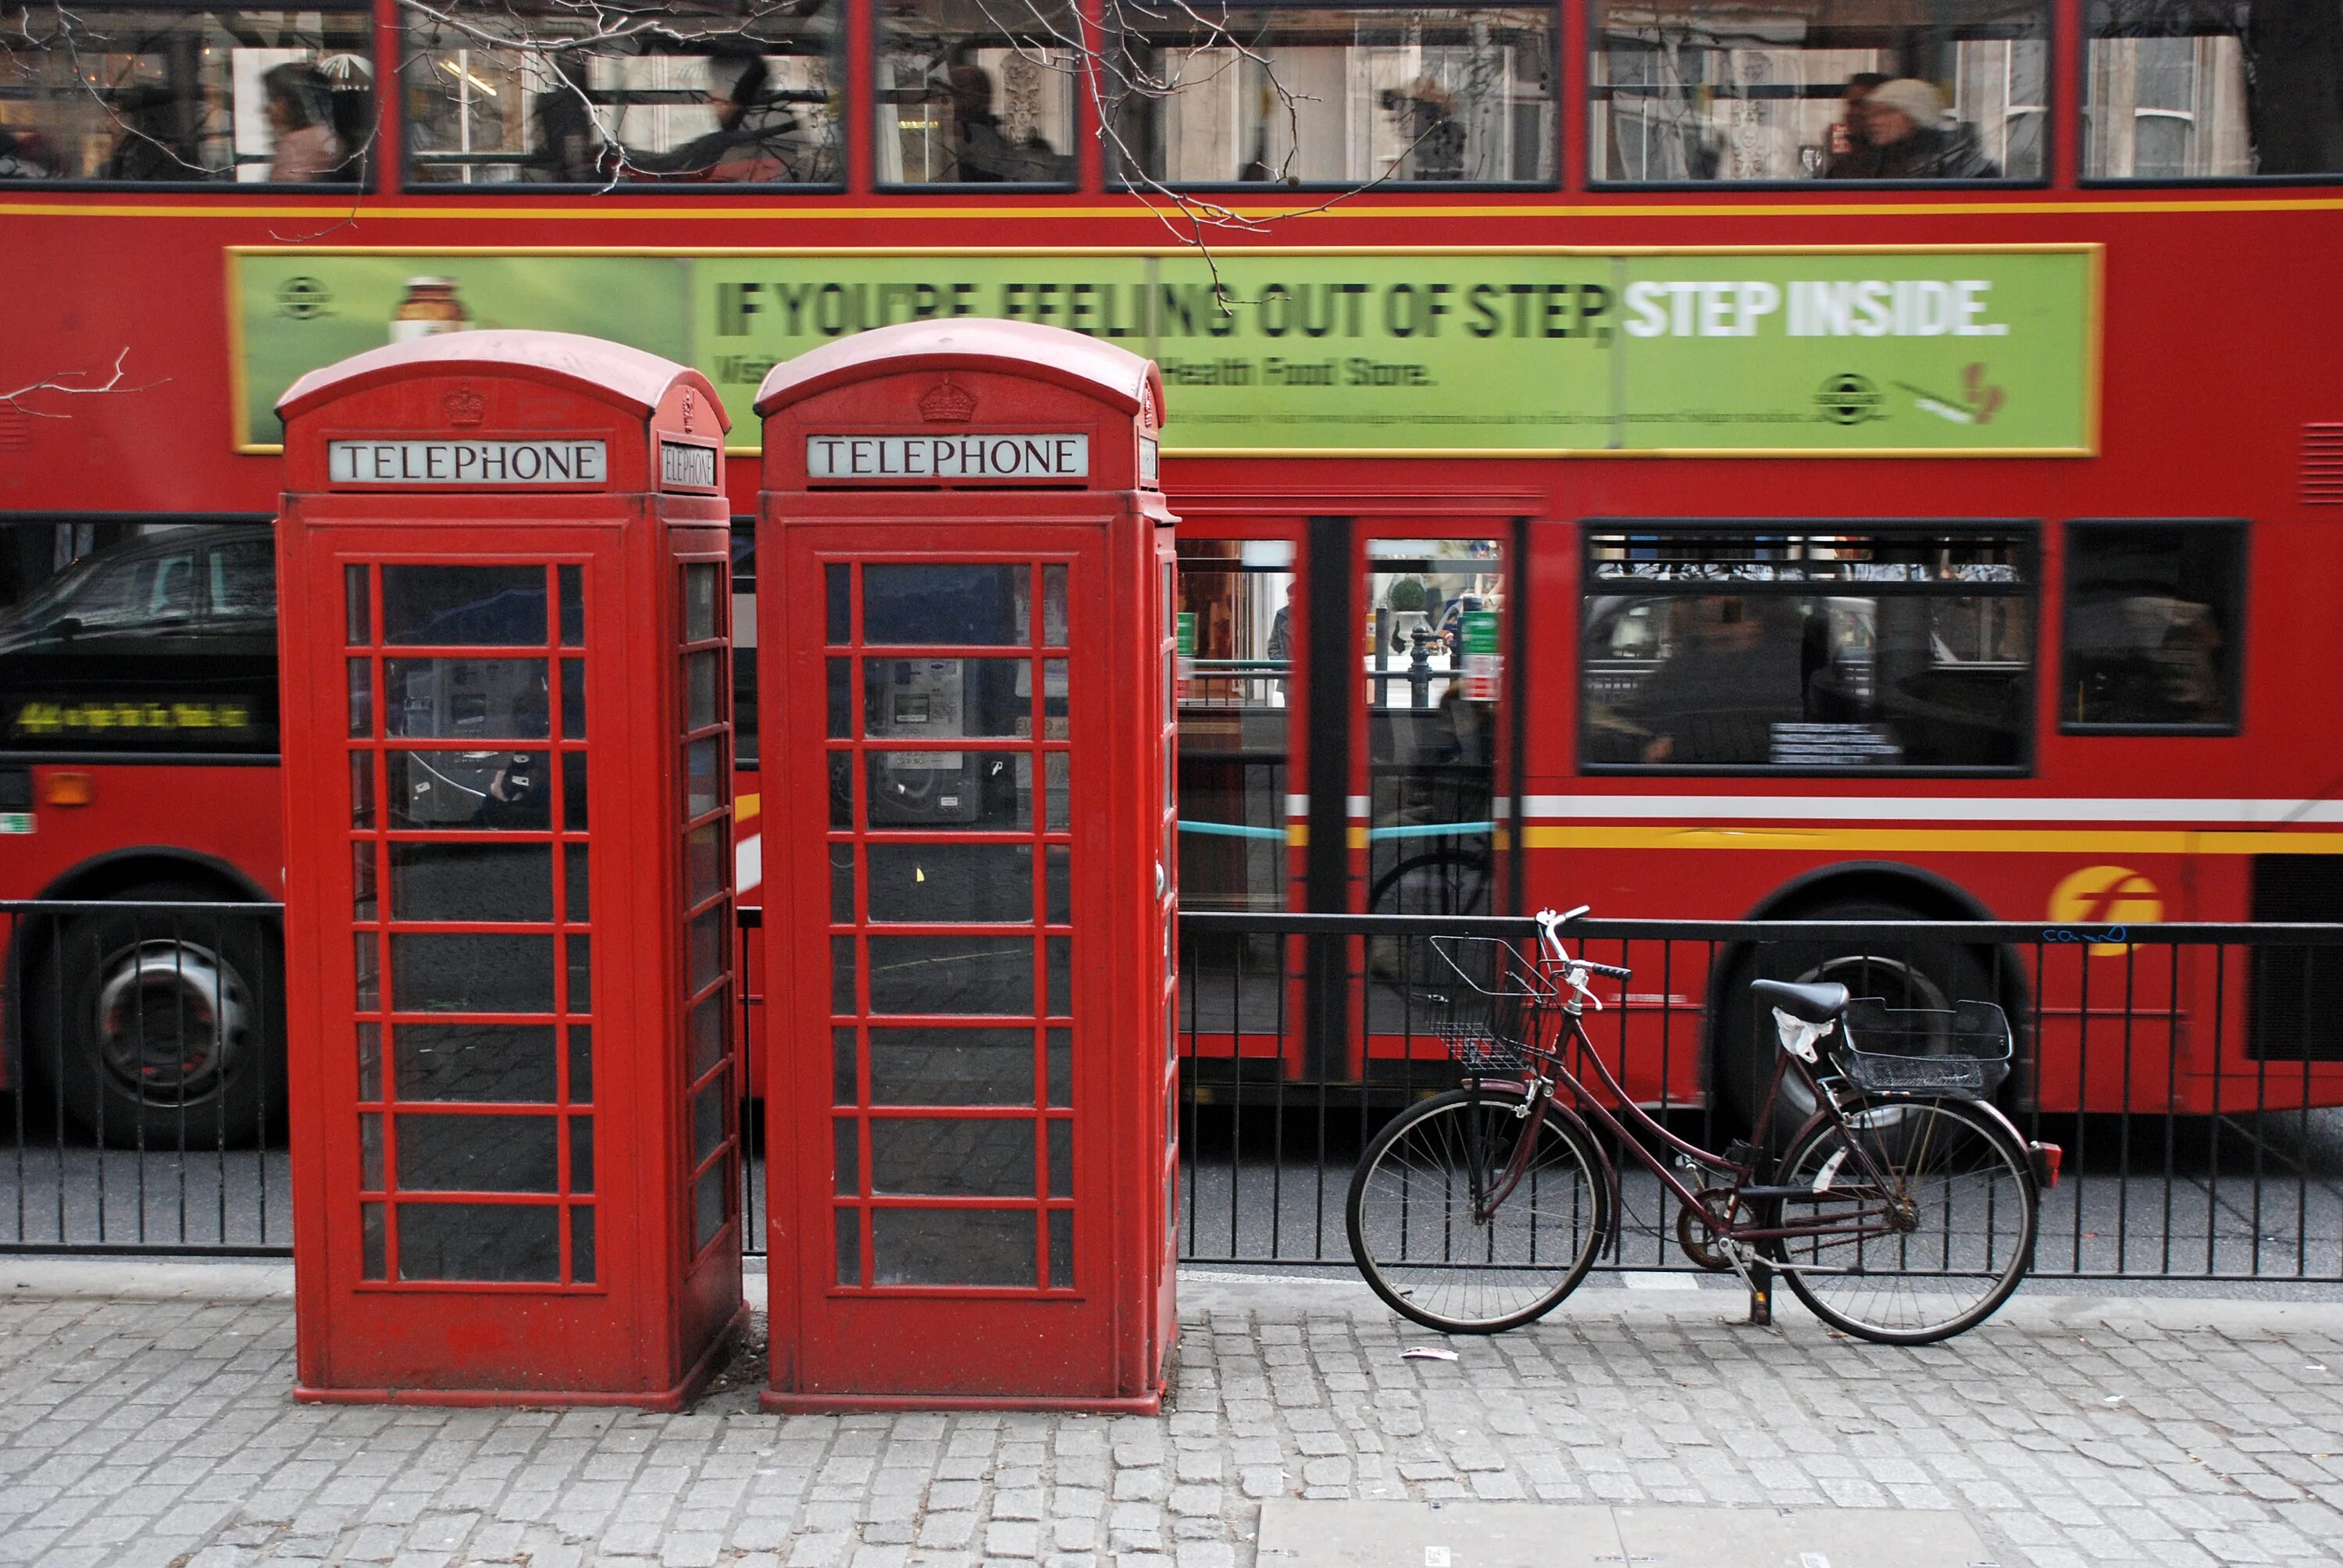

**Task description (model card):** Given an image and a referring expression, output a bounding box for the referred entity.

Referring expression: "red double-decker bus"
[5,0,2340,1142]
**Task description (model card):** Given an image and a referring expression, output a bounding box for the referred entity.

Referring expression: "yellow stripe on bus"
[1519,825,2343,855]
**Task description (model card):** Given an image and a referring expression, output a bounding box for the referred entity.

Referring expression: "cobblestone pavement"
[2,1262,2339,1568]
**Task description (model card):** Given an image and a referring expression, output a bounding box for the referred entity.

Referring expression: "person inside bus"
[641,48,804,181]
[527,55,607,183]
[936,61,1064,182]
[262,62,347,182]
[1860,78,1999,180]
[1821,72,1892,179]
[0,124,59,179]
[1628,596,1805,764]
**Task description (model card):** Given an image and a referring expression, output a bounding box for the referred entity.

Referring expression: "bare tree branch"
[3,350,167,418]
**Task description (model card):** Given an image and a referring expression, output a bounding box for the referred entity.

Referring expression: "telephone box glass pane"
[826,563,850,644]
[348,660,372,736]
[558,566,583,647]
[352,842,377,920]
[570,1116,594,1192]
[1047,1118,1072,1197]
[686,821,726,906]
[687,910,724,992]
[354,932,380,1010]
[360,1113,383,1188]
[1045,846,1070,925]
[872,1209,1036,1287]
[867,843,1034,923]
[864,657,1029,739]
[686,737,724,817]
[346,565,371,645]
[390,843,552,922]
[567,934,593,1013]
[350,753,375,828]
[386,751,551,830]
[563,753,590,829]
[870,1118,1032,1196]
[395,1114,559,1192]
[1045,936,1071,1017]
[685,649,722,729]
[688,992,728,1079]
[862,564,1025,645]
[569,1206,594,1281]
[831,936,857,1014]
[1042,564,1067,644]
[390,933,555,1014]
[568,1025,594,1102]
[565,843,590,919]
[834,1118,859,1192]
[836,1209,861,1285]
[1048,1208,1072,1286]
[694,1082,727,1163]
[560,658,587,739]
[362,1203,386,1280]
[833,1028,858,1104]
[394,1023,558,1103]
[862,752,1034,830]
[868,1027,1032,1105]
[1043,753,1068,829]
[1043,658,1068,736]
[398,1203,559,1281]
[385,659,551,739]
[1047,1028,1071,1107]
[358,1021,382,1100]
[866,935,1032,1016]
[694,1165,729,1251]
[684,563,721,643]
[831,849,854,922]
[382,565,547,647]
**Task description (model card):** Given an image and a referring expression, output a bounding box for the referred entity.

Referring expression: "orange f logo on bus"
[2047,865,2163,957]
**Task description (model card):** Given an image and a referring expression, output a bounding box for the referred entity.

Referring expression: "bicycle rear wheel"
[1346,1086,1609,1335]
[1771,1096,2035,1345]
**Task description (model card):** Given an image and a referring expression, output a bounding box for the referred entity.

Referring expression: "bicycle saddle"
[1749,978,1849,1024]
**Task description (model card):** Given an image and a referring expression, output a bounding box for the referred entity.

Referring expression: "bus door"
[1352,529,1517,1082]
[1172,529,1303,1085]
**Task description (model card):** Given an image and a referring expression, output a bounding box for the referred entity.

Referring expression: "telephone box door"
[777,533,1141,1400]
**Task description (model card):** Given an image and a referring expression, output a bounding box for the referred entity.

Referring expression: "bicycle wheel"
[1771,1096,2035,1345]
[1346,1086,1609,1335]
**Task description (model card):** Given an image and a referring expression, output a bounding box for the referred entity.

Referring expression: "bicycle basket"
[1425,935,1560,1074]
[1834,998,2013,1098]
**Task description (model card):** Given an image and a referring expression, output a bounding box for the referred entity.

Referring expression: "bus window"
[0,519,278,754]
[1111,4,1558,187]
[402,0,842,186]
[0,4,372,184]
[2084,5,2341,180]
[1580,528,2033,772]
[1589,1,2046,183]
[2061,520,2244,732]
[876,0,1076,185]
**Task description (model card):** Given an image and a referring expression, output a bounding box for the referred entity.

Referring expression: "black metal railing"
[1176,912,2343,1284]
[7,899,2340,1286]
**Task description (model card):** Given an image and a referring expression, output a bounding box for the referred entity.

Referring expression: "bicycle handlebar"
[1533,906,1633,981]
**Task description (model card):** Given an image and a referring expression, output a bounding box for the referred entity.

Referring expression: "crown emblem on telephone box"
[443,384,486,426]
[918,380,977,423]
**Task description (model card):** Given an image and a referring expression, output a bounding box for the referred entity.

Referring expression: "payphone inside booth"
[274,331,746,1407]
[758,321,1178,1412]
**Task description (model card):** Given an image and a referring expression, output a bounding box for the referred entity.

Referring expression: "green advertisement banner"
[233,248,2096,455]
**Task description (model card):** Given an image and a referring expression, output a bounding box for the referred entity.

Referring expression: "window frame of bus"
[0,510,281,765]
[2056,517,2247,737]
[1581,0,2054,191]
[0,0,378,191]
[1575,519,2040,779]
[396,1,847,191]
[1099,0,1564,194]
[2075,4,2343,187]
[868,0,1082,192]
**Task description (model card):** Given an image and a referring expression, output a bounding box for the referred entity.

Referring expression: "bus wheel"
[27,883,286,1149]
[1716,898,1993,1143]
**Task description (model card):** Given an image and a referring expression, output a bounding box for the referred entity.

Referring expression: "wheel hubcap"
[92,939,249,1107]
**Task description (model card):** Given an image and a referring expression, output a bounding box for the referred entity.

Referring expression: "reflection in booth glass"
[0,3,372,182]
[1589,0,2044,182]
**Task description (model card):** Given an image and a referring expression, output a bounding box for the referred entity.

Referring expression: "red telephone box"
[276,331,746,1406]
[757,321,1179,1411]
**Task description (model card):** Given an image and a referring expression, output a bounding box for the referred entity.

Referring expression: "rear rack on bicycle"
[1834,998,2013,1098]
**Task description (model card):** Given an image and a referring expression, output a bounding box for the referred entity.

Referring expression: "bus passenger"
[1862,78,1999,180]
[262,62,346,182]
[1821,73,1891,180]
[1628,597,1803,765]
[644,50,803,182]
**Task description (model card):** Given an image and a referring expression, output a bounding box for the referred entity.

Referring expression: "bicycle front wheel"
[1346,1086,1609,1335]
[1772,1096,2036,1345]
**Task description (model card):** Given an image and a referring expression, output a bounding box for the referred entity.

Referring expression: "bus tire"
[26,882,286,1149]
[1715,897,1994,1144]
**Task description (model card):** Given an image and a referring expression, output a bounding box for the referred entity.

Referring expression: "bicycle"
[1345,907,2062,1345]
